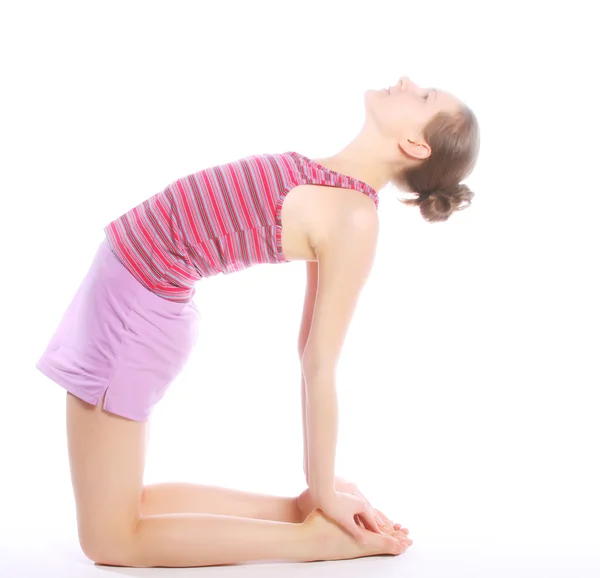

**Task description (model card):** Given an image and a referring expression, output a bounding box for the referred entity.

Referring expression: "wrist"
[308,473,335,500]
[309,486,336,508]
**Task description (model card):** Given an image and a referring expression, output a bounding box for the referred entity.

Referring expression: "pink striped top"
[104,151,379,303]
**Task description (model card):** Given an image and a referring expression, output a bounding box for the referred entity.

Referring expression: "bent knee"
[79,525,142,567]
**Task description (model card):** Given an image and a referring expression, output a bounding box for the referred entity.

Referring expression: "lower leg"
[122,512,312,567]
[65,393,401,568]
[109,510,403,568]
[141,482,303,523]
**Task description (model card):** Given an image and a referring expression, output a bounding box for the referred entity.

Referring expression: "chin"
[363,89,383,114]
[363,88,381,106]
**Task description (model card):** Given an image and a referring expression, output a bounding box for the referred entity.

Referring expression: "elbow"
[301,343,337,380]
[301,359,336,382]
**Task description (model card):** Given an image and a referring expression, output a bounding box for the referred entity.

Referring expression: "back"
[104,151,379,302]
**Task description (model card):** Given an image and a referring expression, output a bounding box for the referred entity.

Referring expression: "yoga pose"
[36,76,480,567]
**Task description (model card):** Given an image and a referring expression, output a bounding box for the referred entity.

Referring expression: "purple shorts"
[36,238,200,421]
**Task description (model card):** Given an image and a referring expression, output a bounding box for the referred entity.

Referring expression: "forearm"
[301,374,309,483]
[304,370,338,501]
[298,261,319,483]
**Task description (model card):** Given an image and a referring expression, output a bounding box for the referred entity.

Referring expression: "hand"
[296,477,371,521]
[363,508,407,535]
[334,478,407,534]
[296,479,407,533]
[315,490,380,544]
[333,476,385,527]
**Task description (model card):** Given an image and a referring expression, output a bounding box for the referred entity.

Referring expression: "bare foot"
[302,510,411,561]
[296,490,410,536]
[373,508,409,536]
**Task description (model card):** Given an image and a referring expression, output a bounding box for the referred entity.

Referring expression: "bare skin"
[304,510,411,561]
[140,481,411,539]
[68,392,410,568]
[66,78,458,566]
[67,179,415,568]
[66,180,416,567]
[66,184,415,566]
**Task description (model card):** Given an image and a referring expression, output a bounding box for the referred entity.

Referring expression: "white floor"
[2,520,598,578]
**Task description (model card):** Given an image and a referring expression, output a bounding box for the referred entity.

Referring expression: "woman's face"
[365,76,463,157]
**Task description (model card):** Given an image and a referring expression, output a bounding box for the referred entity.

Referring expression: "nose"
[397,76,420,92]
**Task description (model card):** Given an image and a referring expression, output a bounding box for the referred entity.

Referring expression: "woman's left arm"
[298,261,319,483]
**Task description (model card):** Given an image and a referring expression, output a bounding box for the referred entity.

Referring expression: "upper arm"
[300,207,379,375]
[298,261,319,355]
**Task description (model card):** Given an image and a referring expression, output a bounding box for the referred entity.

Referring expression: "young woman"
[36,76,480,567]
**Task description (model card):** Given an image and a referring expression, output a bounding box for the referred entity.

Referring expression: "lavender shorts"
[36,238,200,421]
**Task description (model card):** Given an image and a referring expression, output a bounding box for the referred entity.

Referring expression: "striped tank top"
[104,151,379,303]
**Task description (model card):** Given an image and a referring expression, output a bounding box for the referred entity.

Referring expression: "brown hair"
[394,105,480,223]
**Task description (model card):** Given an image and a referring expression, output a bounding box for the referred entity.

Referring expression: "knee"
[79,525,142,567]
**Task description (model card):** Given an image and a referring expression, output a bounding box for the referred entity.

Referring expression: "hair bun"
[419,183,474,222]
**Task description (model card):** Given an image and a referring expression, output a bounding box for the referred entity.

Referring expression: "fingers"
[350,496,381,535]
[372,508,395,534]
[344,484,387,531]
[364,500,383,529]
[374,508,391,525]
[373,508,409,535]
[348,515,367,544]
[356,514,379,536]
[373,510,393,532]
[367,507,383,531]
[350,520,368,545]
[361,509,381,534]
[353,492,382,532]
[355,487,374,513]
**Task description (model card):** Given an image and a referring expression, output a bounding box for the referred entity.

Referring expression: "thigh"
[66,391,148,558]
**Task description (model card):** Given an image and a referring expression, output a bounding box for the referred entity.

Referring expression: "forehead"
[434,89,462,113]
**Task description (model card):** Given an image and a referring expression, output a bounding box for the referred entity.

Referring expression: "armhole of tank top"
[275,183,293,264]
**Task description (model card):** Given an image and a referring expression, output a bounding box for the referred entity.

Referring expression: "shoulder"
[295,184,378,251]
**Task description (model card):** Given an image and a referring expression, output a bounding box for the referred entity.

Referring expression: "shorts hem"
[36,360,101,406]
[36,360,148,422]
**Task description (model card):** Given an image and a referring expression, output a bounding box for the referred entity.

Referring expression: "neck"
[314,124,408,193]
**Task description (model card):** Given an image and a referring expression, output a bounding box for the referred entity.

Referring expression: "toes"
[390,530,413,546]
[386,537,401,555]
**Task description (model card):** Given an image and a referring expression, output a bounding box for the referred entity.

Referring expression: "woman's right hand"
[315,490,382,544]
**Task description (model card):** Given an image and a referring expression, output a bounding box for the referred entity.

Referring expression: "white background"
[1,1,599,576]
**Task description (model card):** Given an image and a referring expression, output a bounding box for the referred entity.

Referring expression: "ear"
[398,137,431,161]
